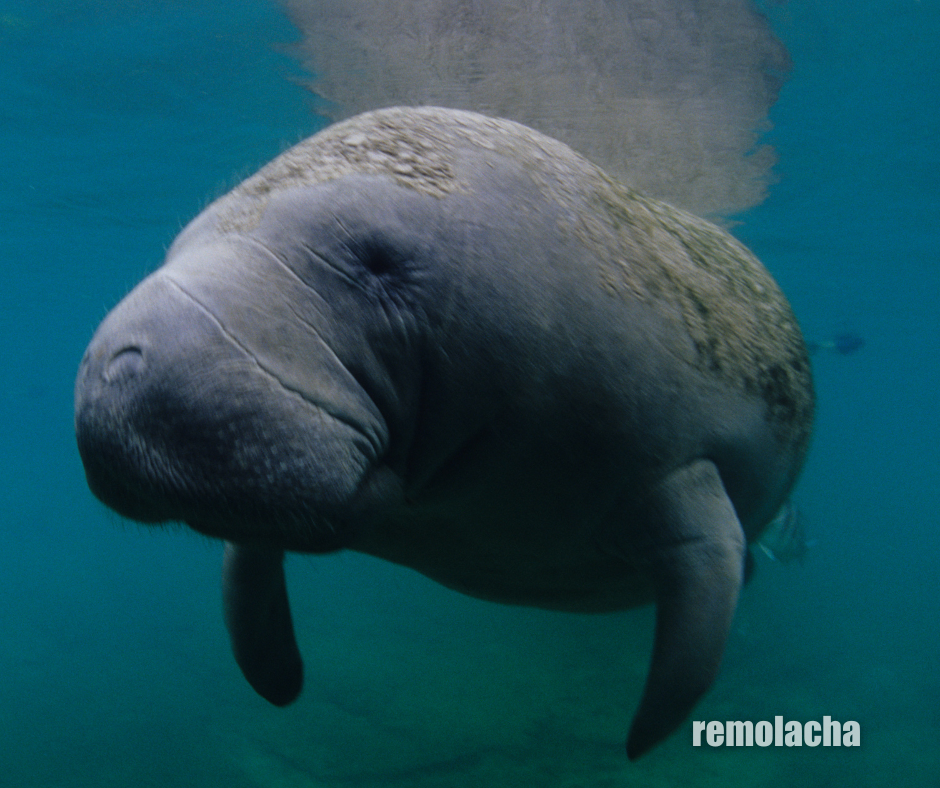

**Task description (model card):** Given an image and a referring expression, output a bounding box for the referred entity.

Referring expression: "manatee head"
[74,181,415,552]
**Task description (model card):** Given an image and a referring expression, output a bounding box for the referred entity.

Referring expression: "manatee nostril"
[105,345,144,383]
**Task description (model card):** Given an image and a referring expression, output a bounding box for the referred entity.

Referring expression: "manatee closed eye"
[75,107,814,760]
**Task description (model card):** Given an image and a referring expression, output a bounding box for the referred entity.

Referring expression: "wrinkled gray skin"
[75,107,814,759]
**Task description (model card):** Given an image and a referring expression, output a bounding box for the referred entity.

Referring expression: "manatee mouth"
[77,417,180,525]
[75,357,368,552]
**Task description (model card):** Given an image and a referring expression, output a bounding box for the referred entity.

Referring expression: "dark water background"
[2,1,937,785]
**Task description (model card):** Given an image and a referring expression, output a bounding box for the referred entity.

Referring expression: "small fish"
[756,501,815,565]
[806,332,865,356]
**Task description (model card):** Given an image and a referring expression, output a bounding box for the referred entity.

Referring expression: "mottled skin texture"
[75,107,813,759]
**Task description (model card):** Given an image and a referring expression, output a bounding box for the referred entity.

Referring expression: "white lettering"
[706,720,724,747]
[843,721,860,746]
[805,720,821,746]
[755,720,773,746]
[785,720,802,746]
[693,717,860,748]
[726,720,753,746]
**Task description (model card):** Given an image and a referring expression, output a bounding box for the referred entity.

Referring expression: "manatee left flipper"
[624,459,746,760]
[222,542,303,707]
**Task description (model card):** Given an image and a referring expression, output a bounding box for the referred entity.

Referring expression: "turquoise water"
[2,2,938,785]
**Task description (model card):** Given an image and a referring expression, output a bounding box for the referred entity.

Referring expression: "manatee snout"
[75,274,215,523]
[75,271,379,550]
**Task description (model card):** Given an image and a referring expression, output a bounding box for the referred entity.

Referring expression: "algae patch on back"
[216,108,467,232]
[583,181,813,453]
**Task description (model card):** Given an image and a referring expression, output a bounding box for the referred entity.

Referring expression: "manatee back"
[188,106,813,535]
[230,107,808,480]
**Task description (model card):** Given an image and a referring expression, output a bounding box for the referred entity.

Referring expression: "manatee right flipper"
[222,542,303,707]
[624,460,747,760]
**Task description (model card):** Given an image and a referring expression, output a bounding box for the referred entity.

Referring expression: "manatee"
[74,106,814,759]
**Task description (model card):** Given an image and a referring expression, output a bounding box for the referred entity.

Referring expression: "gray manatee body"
[74,107,814,759]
